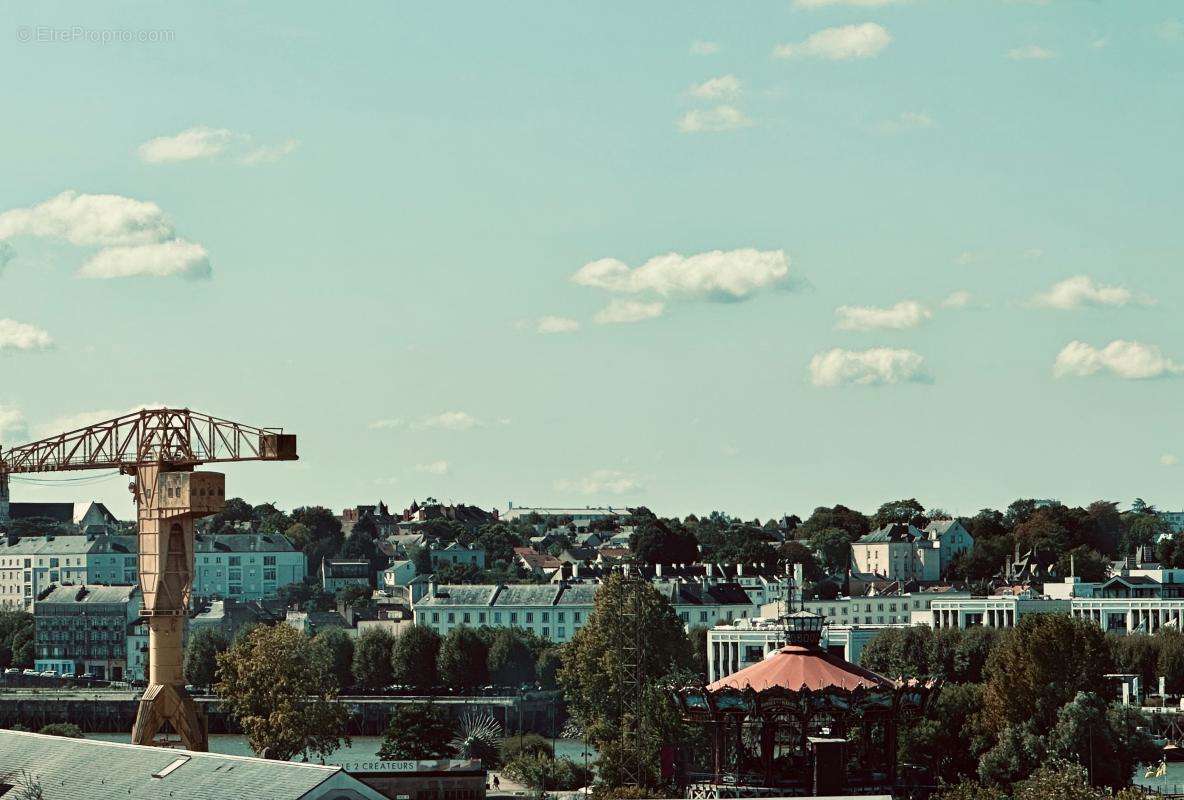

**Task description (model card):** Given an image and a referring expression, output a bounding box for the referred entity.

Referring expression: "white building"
[321,558,371,593]
[381,559,417,593]
[501,504,629,532]
[850,524,943,582]
[923,519,974,574]
[0,533,305,611]
[1159,511,1184,533]
[707,618,890,683]
[414,583,598,643]
[429,541,486,569]
[192,534,306,601]
[33,584,147,680]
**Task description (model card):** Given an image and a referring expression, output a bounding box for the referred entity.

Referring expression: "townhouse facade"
[850,521,973,583]
[0,533,304,610]
[429,541,486,569]
[33,584,147,681]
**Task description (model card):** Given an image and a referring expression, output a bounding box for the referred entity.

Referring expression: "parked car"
[22,668,38,676]
[3,668,19,676]
[41,670,59,678]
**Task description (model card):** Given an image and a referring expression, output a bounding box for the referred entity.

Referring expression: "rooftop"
[0,728,385,800]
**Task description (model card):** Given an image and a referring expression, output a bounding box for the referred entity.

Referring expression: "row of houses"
[411,563,793,643]
[0,533,306,611]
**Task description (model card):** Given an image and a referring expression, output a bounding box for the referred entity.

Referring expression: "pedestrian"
[493,775,500,791]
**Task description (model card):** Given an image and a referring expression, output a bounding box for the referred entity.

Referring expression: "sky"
[1,0,1182,522]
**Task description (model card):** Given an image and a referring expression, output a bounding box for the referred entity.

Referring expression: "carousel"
[672,607,939,798]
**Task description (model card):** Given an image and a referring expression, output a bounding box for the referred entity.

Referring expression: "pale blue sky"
[1,1,1182,521]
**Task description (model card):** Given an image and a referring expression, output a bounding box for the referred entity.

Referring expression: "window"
[541,612,549,623]
[525,612,534,623]
[573,612,582,623]
[557,627,566,639]
[463,612,471,624]
[699,611,708,622]
[494,612,502,624]
[229,557,241,567]
[263,568,276,581]
[510,613,518,624]
[542,627,549,638]
[479,612,486,624]
[431,612,440,623]
[447,612,456,623]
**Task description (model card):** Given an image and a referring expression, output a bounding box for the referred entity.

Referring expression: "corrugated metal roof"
[0,729,372,800]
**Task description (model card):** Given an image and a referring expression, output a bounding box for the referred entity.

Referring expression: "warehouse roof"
[0,729,386,800]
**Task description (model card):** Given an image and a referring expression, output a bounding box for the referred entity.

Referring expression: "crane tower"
[0,408,297,751]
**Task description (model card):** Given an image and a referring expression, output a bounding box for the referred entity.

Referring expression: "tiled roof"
[195,534,297,553]
[0,728,381,800]
[856,524,920,544]
[417,585,500,606]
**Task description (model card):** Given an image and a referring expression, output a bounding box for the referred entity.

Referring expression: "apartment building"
[0,533,304,610]
[414,583,598,643]
[33,584,147,681]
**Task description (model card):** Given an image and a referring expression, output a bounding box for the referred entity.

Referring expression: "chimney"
[737,563,744,577]
[656,563,663,578]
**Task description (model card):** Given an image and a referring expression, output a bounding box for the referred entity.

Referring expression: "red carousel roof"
[707,645,896,693]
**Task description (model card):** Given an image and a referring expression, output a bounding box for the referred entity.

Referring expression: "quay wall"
[0,691,566,737]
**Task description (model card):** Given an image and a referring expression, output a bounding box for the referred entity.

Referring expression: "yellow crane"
[0,408,297,751]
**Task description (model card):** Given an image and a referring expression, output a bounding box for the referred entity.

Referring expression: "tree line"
[860,615,1163,793]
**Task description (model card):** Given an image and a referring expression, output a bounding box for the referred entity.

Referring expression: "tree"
[377,703,456,759]
[1045,692,1159,790]
[183,627,228,688]
[290,506,344,577]
[340,529,384,586]
[475,523,524,566]
[1056,546,1109,583]
[800,505,870,539]
[860,626,935,679]
[438,626,490,689]
[870,498,928,530]
[630,517,699,565]
[488,628,537,687]
[1159,629,1184,694]
[536,647,562,690]
[391,625,441,691]
[0,611,34,670]
[215,624,349,761]
[808,527,853,575]
[312,627,355,691]
[558,574,694,789]
[353,629,397,690]
[983,614,1113,735]
[978,723,1045,788]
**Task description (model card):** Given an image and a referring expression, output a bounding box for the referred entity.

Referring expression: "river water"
[88,733,595,766]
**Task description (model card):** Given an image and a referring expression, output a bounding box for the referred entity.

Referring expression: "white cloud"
[138,126,299,165]
[594,299,665,324]
[536,316,580,334]
[942,290,973,309]
[0,191,211,279]
[0,320,53,352]
[876,111,934,134]
[1053,340,1184,380]
[809,347,931,387]
[555,469,642,496]
[677,105,753,133]
[1023,248,1044,259]
[0,405,28,442]
[1008,44,1056,60]
[1157,20,1184,42]
[688,75,742,100]
[78,239,211,279]
[1090,36,1109,49]
[137,127,237,163]
[416,411,481,431]
[690,41,719,55]
[774,23,892,60]
[954,250,981,265]
[370,411,489,431]
[1031,275,1150,310]
[573,248,792,301]
[240,139,300,165]
[0,190,173,247]
[795,0,905,6]
[415,460,451,476]
[29,403,176,439]
[1162,454,1180,467]
[834,300,930,331]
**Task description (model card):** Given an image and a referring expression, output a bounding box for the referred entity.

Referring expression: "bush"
[37,723,83,738]
[501,733,553,761]
[503,753,593,795]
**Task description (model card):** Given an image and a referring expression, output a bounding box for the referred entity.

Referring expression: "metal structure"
[0,408,297,751]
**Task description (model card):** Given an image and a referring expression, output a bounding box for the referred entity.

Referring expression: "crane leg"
[130,465,221,751]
